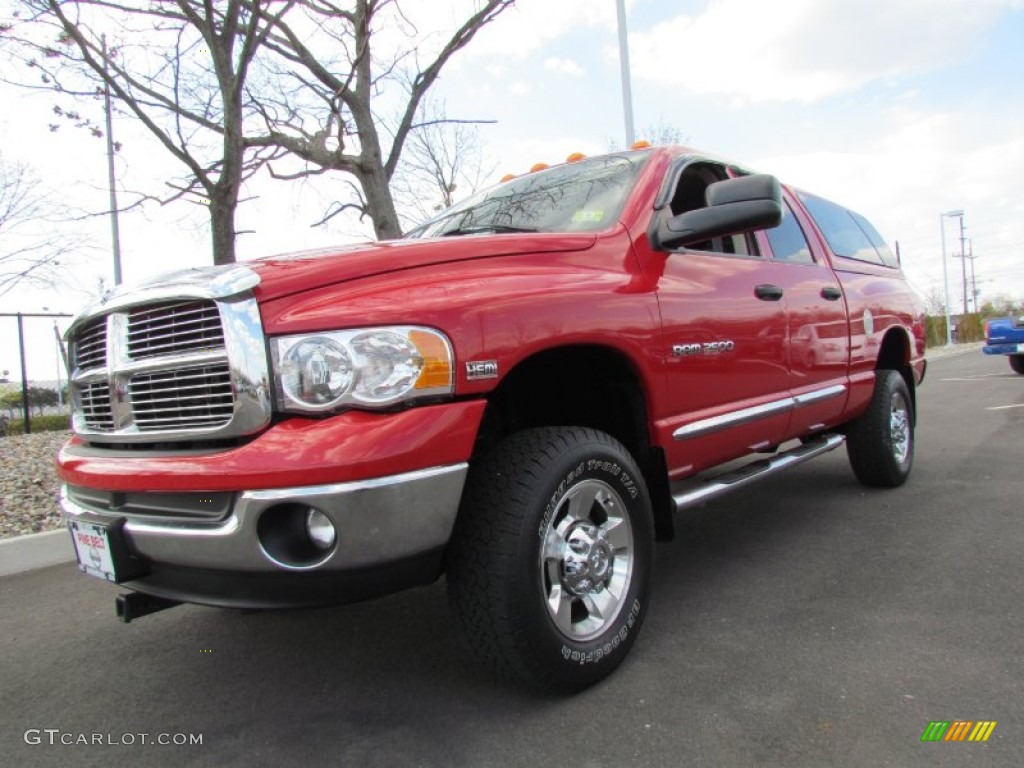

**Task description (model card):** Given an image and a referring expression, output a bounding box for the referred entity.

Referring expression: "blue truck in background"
[984,316,1024,374]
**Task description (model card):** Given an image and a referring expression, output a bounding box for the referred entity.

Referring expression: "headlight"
[271,326,454,413]
[279,336,355,409]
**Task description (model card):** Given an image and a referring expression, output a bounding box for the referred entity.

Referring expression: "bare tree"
[921,286,947,317]
[979,295,1020,317]
[391,100,496,228]
[0,155,78,297]
[248,0,513,239]
[4,0,512,261]
[7,0,295,265]
[609,119,688,151]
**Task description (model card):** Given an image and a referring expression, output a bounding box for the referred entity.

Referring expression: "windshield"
[405,150,651,238]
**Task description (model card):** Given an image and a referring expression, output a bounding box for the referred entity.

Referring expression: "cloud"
[629,0,1022,103]
[457,0,634,60]
[543,57,585,77]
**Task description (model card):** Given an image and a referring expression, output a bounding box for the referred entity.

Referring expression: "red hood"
[248,232,598,301]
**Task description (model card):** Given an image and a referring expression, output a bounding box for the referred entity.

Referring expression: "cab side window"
[765,200,814,264]
[669,162,759,257]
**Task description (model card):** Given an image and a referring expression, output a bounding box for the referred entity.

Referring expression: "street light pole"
[615,0,635,147]
[102,35,124,286]
[940,209,963,346]
[53,321,65,410]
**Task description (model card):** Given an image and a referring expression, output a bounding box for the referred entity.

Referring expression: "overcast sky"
[2,0,1023,383]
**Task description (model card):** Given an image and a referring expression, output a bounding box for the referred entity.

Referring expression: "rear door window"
[798,192,895,267]
[848,210,900,267]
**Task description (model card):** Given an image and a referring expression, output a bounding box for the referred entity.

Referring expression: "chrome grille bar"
[127,301,224,360]
[79,382,115,431]
[130,363,234,432]
[129,368,231,386]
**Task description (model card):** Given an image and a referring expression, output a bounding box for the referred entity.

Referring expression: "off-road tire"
[1009,355,1024,375]
[846,369,914,488]
[446,427,654,693]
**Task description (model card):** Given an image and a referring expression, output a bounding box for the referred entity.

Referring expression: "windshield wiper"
[440,225,539,237]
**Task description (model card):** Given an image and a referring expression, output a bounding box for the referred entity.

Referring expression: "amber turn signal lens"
[410,330,453,390]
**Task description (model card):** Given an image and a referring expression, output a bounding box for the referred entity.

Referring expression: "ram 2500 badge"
[60,145,927,691]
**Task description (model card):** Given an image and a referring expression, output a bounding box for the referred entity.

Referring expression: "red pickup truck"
[60,145,926,691]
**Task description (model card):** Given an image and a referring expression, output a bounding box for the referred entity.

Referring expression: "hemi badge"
[466,360,499,380]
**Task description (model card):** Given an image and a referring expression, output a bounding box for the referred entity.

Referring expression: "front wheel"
[846,369,915,488]
[446,427,654,692]
[1009,355,1024,375]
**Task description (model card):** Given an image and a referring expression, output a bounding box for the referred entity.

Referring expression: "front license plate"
[1017,343,1024,353]
[68,521,117,582]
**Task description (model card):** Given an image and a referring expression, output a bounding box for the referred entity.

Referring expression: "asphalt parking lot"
[2,349,1021,767]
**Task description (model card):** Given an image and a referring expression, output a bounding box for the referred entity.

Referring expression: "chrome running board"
[671,434,846,513]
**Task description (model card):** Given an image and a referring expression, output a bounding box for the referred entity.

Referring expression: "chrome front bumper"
[61,464,468,604]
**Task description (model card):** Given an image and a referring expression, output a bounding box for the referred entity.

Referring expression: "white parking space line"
[941,374,1019,381]
[985,404,1024,411]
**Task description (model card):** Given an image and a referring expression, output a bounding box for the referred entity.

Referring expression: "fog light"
[305,508,336,551]
[257,504,336,569]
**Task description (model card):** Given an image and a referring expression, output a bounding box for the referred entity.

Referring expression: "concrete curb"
[926,342,985,360]
[0,529,75,578]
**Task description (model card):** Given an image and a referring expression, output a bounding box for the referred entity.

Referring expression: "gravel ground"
[0,431,69,540]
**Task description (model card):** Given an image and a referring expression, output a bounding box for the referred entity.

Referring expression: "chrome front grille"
[127,301,224,360]
[67,278,271,444]
[130,363,234,431]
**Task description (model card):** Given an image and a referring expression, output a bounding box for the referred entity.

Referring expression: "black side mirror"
[653,173,783,251]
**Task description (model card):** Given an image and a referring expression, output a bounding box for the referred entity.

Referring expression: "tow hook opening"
[116,592,181,623]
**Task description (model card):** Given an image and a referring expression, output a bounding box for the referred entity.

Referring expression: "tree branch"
[385,0,511,179]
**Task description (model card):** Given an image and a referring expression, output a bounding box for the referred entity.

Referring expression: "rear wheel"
[446,427,654,693]
[1010,355,1024,375]
[846,369,914,488]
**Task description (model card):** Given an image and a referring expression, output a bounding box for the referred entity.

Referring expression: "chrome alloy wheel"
[889,391,911,465]
[539,478,634,641]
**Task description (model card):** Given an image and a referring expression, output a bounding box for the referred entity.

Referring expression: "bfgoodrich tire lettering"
[846,369,914,488]
[445,427,654,693]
